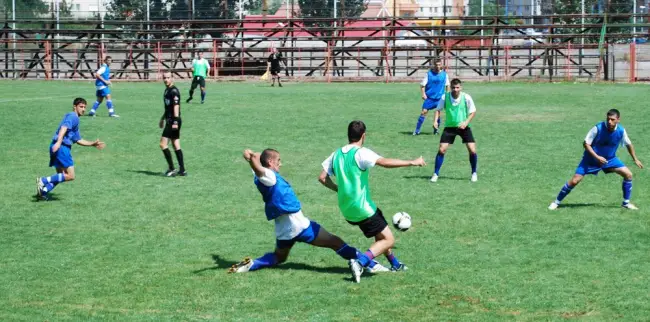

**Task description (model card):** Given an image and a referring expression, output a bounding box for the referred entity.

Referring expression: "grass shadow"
[31,194,61,202]
[403,175,467,181]
[559,203,619,209]
[192,254,239,274]
[127,170,163,177]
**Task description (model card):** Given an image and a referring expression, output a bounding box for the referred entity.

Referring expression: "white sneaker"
[349,259,363,283]
[430,174,438,182]
[228,257,253,273]
[412,131,419,136]
[548,202,559,210]
[367,262,390,274]
[622,203,639,210]
[110,114,120,118]
[471,173,478,182]
[36,177,44,197]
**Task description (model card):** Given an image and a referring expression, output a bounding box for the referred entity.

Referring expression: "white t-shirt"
[434,92,477,114]
[584,125,631,146]
[321,145,382,175]
[256,168,310,240]
[420,72,450,87]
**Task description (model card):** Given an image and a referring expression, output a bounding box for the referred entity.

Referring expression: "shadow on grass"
[127,170,163,177]
[31,193,60,202]
[559,203,619,209]
[403,175,467,181]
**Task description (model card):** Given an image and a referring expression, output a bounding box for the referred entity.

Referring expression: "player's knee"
[65,173,75,181]
[438,147,447,155]
[420,110,428,116]
[159,142,168,149]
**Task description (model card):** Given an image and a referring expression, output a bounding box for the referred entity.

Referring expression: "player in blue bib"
[549,109,644,210]
[89,56,119,118]
[228,148,389,275]
[413,59,449,135]
[35,98,106,200]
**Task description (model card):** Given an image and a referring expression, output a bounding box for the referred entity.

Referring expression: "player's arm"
[623,131,644,168]
[243,149,266,177]
[583,126,607,164]
[76,138,106,150]
[95,67,110,85]
[420,75,427,100]
[375,156,426,168]
[191,59,195,73]
[51,126,68,153]
[318,170,338,192]
[459,94,476,130]
[171,89,180,129]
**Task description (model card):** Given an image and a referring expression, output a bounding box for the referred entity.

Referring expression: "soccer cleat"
[471,173,478,182]
[433,128,439,135]
[430,174,439,182]
[367,262,391,274]
[278,83,283,87]
[165,169,177,177]
[390,263,408,272]
[88,112,96,117]
[412,131,419,136]
[186,97,193,103]
[622,203,639,210]
[36,177,44,197]
[177,170,188,177]
[548,202,559,210]
[200,100,205,104]
[109,114,120,118]
[349,259,363,283]
[228,257,253,273]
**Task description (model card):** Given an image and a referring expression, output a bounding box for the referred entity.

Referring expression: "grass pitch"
[1,80,649,320]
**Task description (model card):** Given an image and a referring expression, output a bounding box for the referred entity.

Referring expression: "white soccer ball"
[392,212,412,231]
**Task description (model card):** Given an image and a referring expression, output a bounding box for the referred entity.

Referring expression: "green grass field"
[1,80,650,320]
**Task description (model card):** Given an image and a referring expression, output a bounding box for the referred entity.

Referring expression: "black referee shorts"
[270,68,281,76]
[440,127,475,144]
[191,76,206,88]
[162,119,182,140]
[347,208,388,238]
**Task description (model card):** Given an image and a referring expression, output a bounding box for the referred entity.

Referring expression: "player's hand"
[433,121,439,131]
[172,124,178,130]
[458,121,467,130]
[596,156,608,165]
[243,149,253,162]
[106,81,112,86]
[421,94,427,100]
[52,142,61,153]
[94,140,106,150]
[411,156,426,167]
[635,159,644,169]
[159,119,164,129]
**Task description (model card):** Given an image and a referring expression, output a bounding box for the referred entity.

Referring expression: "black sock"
[162,148,174,170]
[188,90,194,99]
[175,149,185,171]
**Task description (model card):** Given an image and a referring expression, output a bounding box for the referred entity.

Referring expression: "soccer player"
[36,98,106,200]
[159,72,186,177]
[414,59,449,135]
[430,78,478,183]
[266,47,285,87]
[549,109,644,210]
[89,56,119,118]
[319,120,426,283]
[229,148,390,274]
[186,51,210,104]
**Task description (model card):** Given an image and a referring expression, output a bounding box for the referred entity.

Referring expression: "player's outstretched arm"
[243,149,266,177]
[318,170,338,192]
[626,144,644,169]
[77,139,106,150]
[375,156,426,169]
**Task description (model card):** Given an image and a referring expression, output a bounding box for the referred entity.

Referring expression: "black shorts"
[191,76,205,88]
[440,127,475,144]
[347,208,388,238]
[270,68,281,76]
[162,119,182,139]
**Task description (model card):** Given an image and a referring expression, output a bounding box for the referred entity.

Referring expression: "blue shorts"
[276,221,321,249]
[422,98,441,110]
[575,156,625,176]
[96,87,111,98]
[49,143,74,168]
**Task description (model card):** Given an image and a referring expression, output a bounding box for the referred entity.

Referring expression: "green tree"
[298,0,367,35]
[1,0,48,20]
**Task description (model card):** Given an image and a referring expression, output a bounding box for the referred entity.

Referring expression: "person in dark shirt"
[159,72,186,177]
[266,47,286,87]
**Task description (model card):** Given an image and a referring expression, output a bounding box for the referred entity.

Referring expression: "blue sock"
[42,182,60,194]
[357,250,374,267]
[415,115,425,133]
[249,252,278,271]
[91,101,100,114]
[386,253,400,268]
[201,90,206,101]
[623,179,632,203]
[555,182,574,203]
[41,173,64,185]
[469,153,478,174]
[434,153,445,176]
[106,100,115,115]
[335,244,359,260]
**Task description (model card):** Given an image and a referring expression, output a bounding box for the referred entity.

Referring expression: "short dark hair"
[73,97,87,106]
[104,56,112,61]
[432,58,441,64]
[260,149,279,167]
[348,120,366,143]
[607,109,620,118]
[450,78,462,86]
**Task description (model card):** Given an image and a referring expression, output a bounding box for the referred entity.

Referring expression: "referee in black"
[159,72,186,177]
[267,47,286,87]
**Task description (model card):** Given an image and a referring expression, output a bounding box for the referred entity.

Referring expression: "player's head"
[606,109,620,131]
[163,72,173,87]
[104,56,112,65]
[72,97,87,116]
[271,47,278,53]
[198,52,203,59]
[450,78,462,96]
[348,120,366,144]
[431,59,442,72]
[260,148,281,171]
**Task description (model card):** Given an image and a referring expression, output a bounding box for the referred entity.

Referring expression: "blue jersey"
[254,171,301,221]
[51,112,81,147]
[584,121,626,161]
[95,64,110,88]
[424,70,448,100]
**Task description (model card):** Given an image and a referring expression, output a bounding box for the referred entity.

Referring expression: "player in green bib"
[319,120,426,283]
[430,78,478,183]
[187,52,210,104]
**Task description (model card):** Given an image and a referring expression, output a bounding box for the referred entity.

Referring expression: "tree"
[298,0,367,35]
[1,0,48,20]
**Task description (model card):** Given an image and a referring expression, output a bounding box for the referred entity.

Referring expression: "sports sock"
[106,100,115,115]
[622,179,632,204]
[386,253,401,268]
[250,252,278,271]
[42,182,60,193]
[434,153,445,176]
[335,244,359,260]
[415,115,425,133]
[41,173,65,185]
[174,149,185,172]
[469,153,478,174]
[356,250,375,267]
[200,90,206,101]
[91,101,100,113]
[555,182,574,203]
[162,148,174,170]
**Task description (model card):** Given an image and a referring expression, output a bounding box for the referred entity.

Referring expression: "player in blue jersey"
[35,98,106,200]
[229,148,390,275]
[89,56,119,118]
[413,59,449,135]
[549,109,644,210]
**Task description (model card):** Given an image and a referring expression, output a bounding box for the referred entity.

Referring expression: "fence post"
[212,40,217,79]
[566,41,572,81]
[629,42,636,83]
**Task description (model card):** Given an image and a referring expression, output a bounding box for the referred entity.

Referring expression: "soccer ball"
[392,212,412,231]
